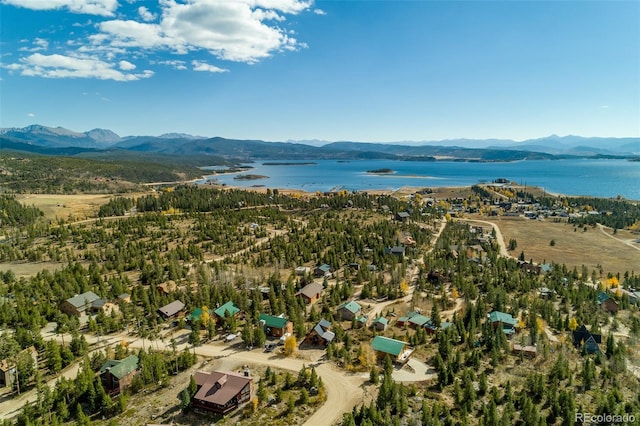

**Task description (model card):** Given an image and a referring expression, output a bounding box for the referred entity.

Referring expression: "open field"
[15,193,118,221]
[478,215,640,276]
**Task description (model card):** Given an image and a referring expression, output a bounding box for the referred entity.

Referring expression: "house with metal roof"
[371,317,388,331]
[60,291,101,317]
[214,301,240,319]
[100,355,139,396]
[597,291,619,314]
[314,264,333,278]
[305,319,335,346]
[488,311,517,335]
[258,313,293,337]
[371,336,413,364]
[337,300,362,321]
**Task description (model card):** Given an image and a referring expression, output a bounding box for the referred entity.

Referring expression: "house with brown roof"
[157,300,185,320]
[192,370,253,414]
[295,282,323,305]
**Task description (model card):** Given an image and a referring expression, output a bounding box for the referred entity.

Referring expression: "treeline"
[0,195,43,227]
[0,153,203,193]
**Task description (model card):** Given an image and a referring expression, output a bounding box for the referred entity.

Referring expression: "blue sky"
[1,0,638,142]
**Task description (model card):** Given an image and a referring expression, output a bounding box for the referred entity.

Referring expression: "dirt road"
[455,218,511,258]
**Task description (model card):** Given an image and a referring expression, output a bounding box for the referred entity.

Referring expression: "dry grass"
[483,216,640,277]
[15,193,115,221]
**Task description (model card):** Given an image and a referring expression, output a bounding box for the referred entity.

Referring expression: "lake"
[199,159,640,200]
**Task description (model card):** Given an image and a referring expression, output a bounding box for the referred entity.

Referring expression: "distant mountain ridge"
[1,124,638,162]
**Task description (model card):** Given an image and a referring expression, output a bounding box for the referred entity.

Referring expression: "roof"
[596,291,611,304]
[316,264,332,273]
[296,283,323,299]
[397,211,410,218]
[572,325,602,348]
[337,300,362,314]
[408,314,430,327]
[489,311,517,326]
[193,370,252,406]
[373,317,389,326]
[259,313,289,329]
[100,355,138,379]
[158,300,185,317]
[214,301,240,318]
[313,319,335,342]
[65,291,100,309]
[371,336,407,357]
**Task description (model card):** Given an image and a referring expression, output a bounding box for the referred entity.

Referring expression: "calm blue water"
[200,159,640,200]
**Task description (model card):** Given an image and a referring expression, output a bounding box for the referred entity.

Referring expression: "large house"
[371,336,413,364]
[295,282,324,305]
[337,301,362,321]
[99,355,139,396]
[305,319,335,346]
[258,313,293,337]
[192,370,253,414]
[488,311,517,336]
[213,301,240,320]
[157,300,185,320]
[60,291,101,317]
[572,325,602,354]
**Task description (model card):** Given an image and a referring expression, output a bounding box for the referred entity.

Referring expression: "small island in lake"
[234,174,269,180]
[366,168,394,174]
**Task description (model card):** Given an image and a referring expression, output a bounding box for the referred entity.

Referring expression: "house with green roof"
[214,301,240,320]
[372,317,388,331]
[337,300,362,321]
[407,314,431,328]
[597,291,619,314]
[371,336,413,364]
[259,313,293,337]
[100,355,139,396]
[489,311,517,335]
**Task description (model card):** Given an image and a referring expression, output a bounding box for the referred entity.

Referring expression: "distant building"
[597,291,619,314]
[213,301,240,320]
[259,314,293,337]
[572,325,602,354]
[60,291,101,317]
[192,370,253,414]
[305,319,335,346]
[337,300,362,321]
[100,355,139,396]
[157,300,185,320]
[371,336,413,364]
[488,311,517,336]
[314,264,332,278]
[0,346,37,388]
[395,211,410,221]
[371,317,388,331]
[295,282,324,305]
[511,344,537,359]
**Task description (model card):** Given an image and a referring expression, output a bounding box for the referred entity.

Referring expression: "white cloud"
[138,6,156,22]
[91,0,311,63]
[192,60,228,73]
[155,60,187,70]
[6,53,154,81]
[118,60,136,70]
[600,105,609,109]
[18,37,49,52]
[2,0,119,16]
[27,112,35,117]
[313,8,326,15]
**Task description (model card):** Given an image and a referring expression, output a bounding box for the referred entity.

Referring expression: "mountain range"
[1,125,638,162]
